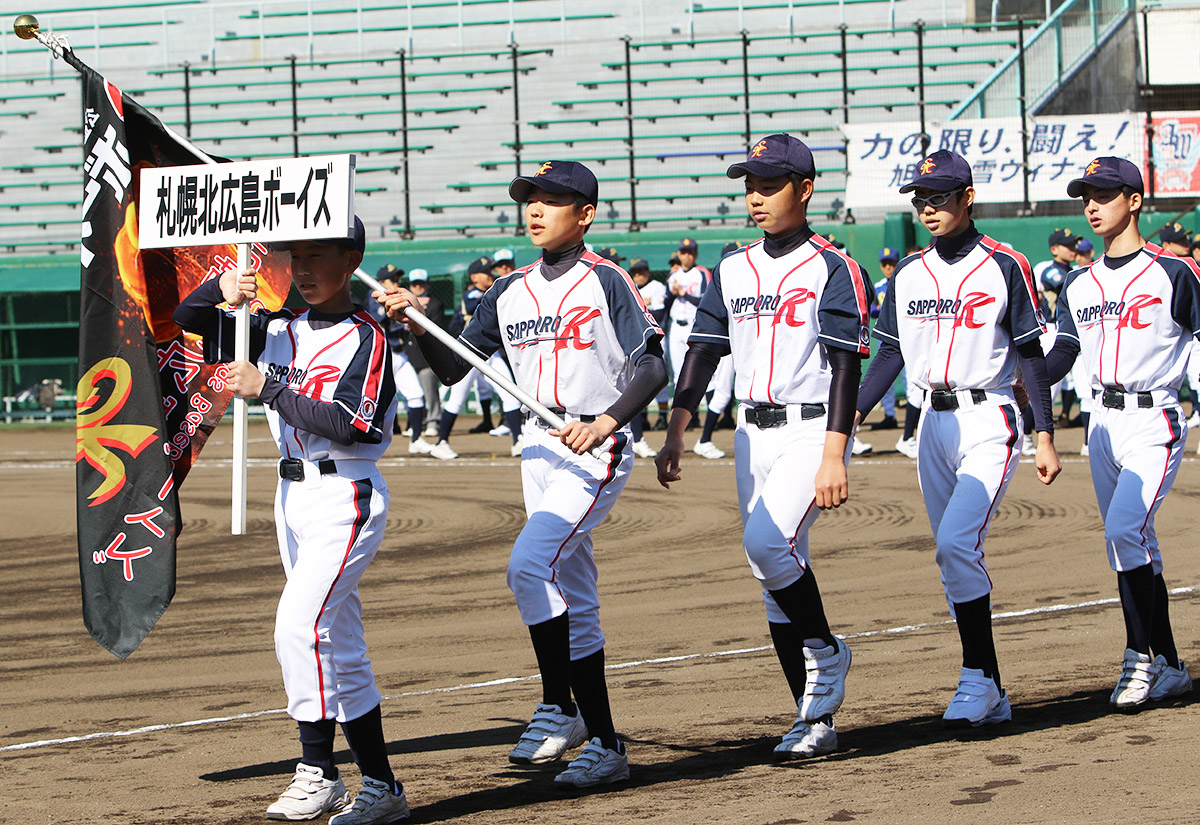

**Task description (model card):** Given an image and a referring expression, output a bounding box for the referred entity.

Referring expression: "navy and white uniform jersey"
[449,285,486,337]
[214,306,396,463]
[639,279,668,315]
[688,228,871,405]
[875,230,1044,393]
[667,264,711,326]
[457,250,663,415]
[1034,258,1073,298]
[1054,243,1200,394]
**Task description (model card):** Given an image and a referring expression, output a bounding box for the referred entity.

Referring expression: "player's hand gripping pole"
[354,270,606,460]
[231,243,251,535]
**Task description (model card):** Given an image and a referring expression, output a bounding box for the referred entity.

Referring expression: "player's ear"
[577,202,596,229]
[1126,189,1142,216]
[961,186,976,211]
[795,176,815,203]
[344,248,364,272]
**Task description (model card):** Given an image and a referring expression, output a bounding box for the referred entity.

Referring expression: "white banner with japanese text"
[842,115,1142,209]
[138,154,356,249]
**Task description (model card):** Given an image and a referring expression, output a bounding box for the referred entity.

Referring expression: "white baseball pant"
[708,355,735,416]
[273,462,389,723]
[392,349,424,408]
[1088,401,1186,575]
[667,319,693,392]
[734,407,852,624]
[916,392,1020,608]
[445,356,520,415]
[507,420,632,659]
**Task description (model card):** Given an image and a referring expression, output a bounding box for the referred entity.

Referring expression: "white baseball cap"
[408,268,429,282]
[492,248,515,263]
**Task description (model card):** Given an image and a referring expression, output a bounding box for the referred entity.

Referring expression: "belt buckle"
[1137,392,1153,409]
[750,405,787,429]
[1102,388,1124,410]
[279,459,304,481]
[931,391,958,412]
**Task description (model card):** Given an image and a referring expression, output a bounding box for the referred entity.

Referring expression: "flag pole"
[16,13,252,534]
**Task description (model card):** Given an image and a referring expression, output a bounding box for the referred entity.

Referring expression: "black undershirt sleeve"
[671,340,727,415]
[602,339,668,428]
[826,347,861,436]
[1016,338,1055,434]
[1044,335,1081,387]
[855,339,905,418]
[259,378,364,445]
[414,329,474,386]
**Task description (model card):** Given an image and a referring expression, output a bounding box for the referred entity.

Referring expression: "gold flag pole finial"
[13,14,68,58]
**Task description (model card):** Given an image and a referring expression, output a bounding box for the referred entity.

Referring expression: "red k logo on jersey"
[772,287,816,328]
[952,292,996,329]
[1116,295,1162,330]
[553,306,603,353]
[299,364,342,398]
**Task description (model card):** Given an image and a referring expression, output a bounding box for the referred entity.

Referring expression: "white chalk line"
[5,586,1193,754]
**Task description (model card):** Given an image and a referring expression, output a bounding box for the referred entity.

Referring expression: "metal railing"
[949,0,1134,119]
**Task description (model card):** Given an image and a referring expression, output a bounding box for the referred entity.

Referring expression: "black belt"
[1097,388,1154,410]
[278,458,337,481]
[674,319,689,326]
[534,408,596,424]
[745,403,825,429]
[928,389,987,412]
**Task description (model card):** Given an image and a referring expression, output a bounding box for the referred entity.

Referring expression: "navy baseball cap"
[468,256,494,276]
[720,242,740,258]
[1048,228,1080,249]
[1160,222,1189,244]
[275,215,365,255]
[900,150,973,193]
[678,237,698,253]
[1192,232,1200,250]
[879,247,899,263]
[1076,238,1094,254]
[668,253,681,267]
[509,160,599,206]
[596,246,624,263]
[1067,156,1143,197]
[376,263,401,281]
[628,257,650,272]
[727,133,816,179]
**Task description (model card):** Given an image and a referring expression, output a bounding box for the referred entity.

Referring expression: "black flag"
[70,50,292,658]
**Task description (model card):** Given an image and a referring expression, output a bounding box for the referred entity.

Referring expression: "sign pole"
[232,243,250,535]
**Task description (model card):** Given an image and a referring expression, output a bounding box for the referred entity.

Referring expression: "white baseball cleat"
[1149,656,1193,701]
[329,777,409,824]
[895,436,919,459]
[489,424,512,437]
[508,703,589,764]
[510,437,524,458]
[266,763,351,821]
[1080,442,1090,457]
[800,638,851,721]
[774,714,837,760]
[943,667,1011,727]
[407,438,434,456]
[429,440,458,461]
[631,438,658,459]
[693,439,726,460]
[851,436,872,456]
[1111,649,1157,711]
[1187,411,1200,428]
[423,424,439,438]
[554,738,630,788]
[1021,434,1036,456]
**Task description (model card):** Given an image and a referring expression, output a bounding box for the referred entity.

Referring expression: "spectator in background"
[870,247,901,431]
[630,257,671,438]
[406,268,446,438]
[1075,237,1095,267]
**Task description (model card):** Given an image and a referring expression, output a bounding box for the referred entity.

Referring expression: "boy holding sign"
[173,217,409,824]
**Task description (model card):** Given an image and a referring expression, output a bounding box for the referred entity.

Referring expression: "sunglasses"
[911,189,963,210]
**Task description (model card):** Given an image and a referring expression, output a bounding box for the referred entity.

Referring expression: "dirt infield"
[3,419,1199,824]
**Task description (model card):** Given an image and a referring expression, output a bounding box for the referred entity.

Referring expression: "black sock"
[298,719,337,780]
[340,705,396,789]
[953,594,1001,691]
[407,405,425,442]
[1151,574,1179,668]
[570,648,619,751]
[1117,564,1155,655]
[479,397,494,427]
[528,614,575,714]
[903,403,921,440]
[1060,389,1077,420]
[769,621,808,704]
[767,569,836,650]
[1082,412,1090,444]
[1020,403,1034,435]
[701,408,720,443]
[437,410,457,443]
[504,408,523,444]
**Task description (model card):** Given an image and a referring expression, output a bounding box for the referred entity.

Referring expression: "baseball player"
[656,134,868,759]
[1158,223,1200,430]
[493,247,516,278]
[855,150,1062,727]
[1044,159,1196,710]
[596,248,657,459]
[1076,236,1096,267]
[665,237,711,391]
[367,265,433,455]
[173,218,409,823]
[691,241,741,460]
[1035,228,1083,425]
[870,247,901,430]
[404,269,446,437]
[378,160,666,787]
[629,256,668,454]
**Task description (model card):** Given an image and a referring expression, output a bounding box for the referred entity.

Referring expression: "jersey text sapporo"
[728,287,815,328]
[1075,296,1161,329]
[906,293,996,329]
[505,306,602,352]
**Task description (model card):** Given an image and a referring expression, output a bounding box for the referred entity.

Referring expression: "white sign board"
[842,115,1140,210]
[138,154,355,249]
